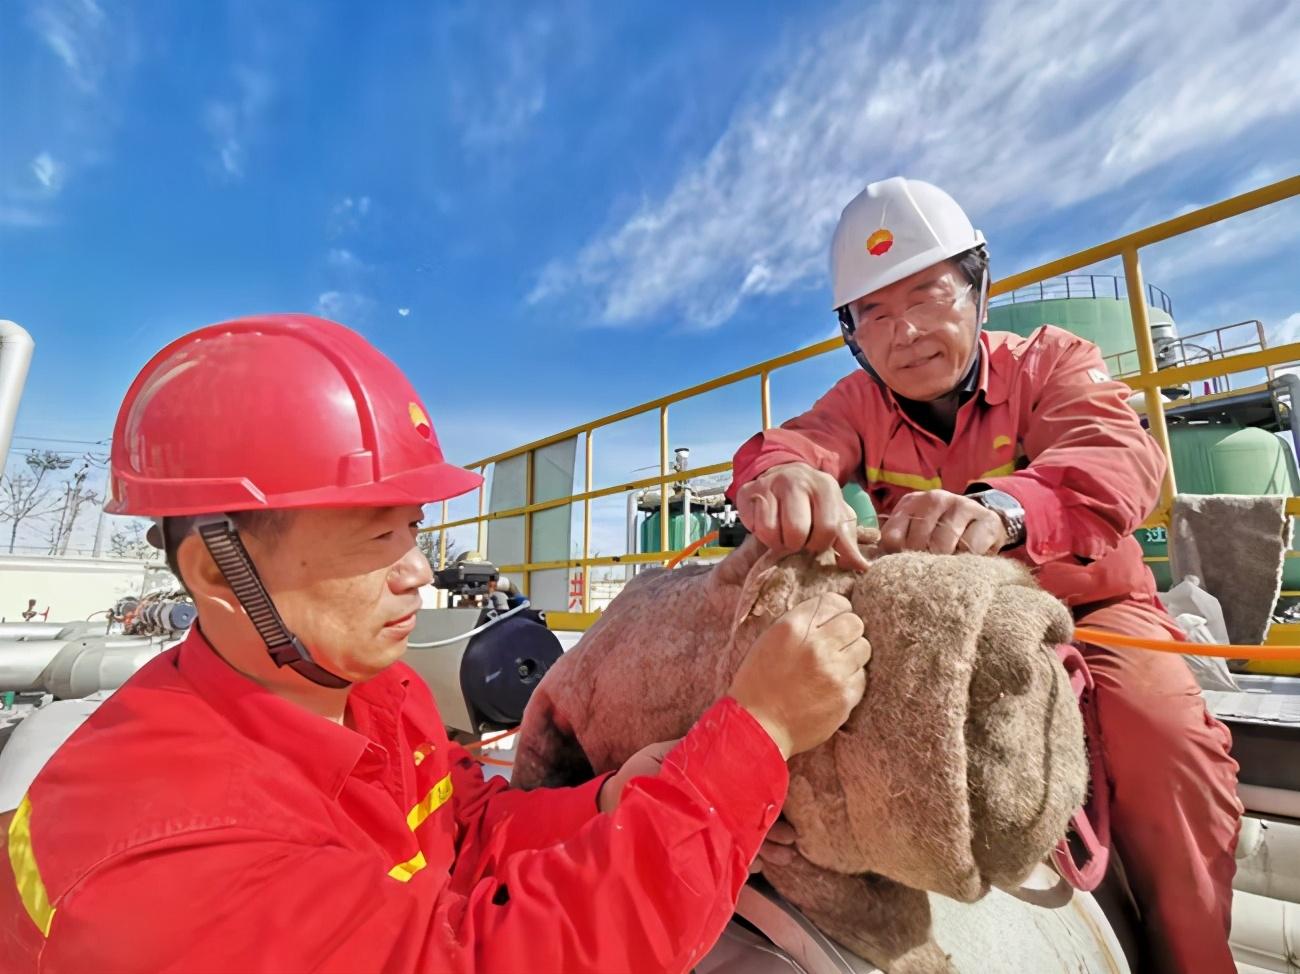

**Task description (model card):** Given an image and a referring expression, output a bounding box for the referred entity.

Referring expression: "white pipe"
[0,320,35,483]
[1235,818,1300,904]
[406,602,529,648]
[682,485,692,549]
[1241,784,1300,821]
[0,636,166,695]
[43,639,165,699]
[1230,889,1300,972]
[0,623,66,641]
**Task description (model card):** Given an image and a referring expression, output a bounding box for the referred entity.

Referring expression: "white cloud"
[10,0,136,226]
[327,248,363,271]
[329,195,373,237]
[27,0,110,93]
[29,152,65,192]
[1143,197,1300,290]
[530,0,1300,329]
[205,66,274,180]
[0,204,53,229]
[1274,313,1300,348]
[316,290,375,323]
[398,308,411,317]
[444,8,555,148]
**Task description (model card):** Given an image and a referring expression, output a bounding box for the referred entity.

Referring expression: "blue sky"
[2,0,1299,556]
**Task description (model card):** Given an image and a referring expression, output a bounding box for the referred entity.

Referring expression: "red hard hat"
[107,314,483,516]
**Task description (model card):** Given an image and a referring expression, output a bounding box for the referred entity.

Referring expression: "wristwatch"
[970,489,1026,549]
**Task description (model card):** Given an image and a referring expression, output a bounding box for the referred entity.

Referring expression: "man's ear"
[176,534,231,601]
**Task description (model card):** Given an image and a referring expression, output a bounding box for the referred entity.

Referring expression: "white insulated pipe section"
[0,320,35,483]
[1230,889,1300,973]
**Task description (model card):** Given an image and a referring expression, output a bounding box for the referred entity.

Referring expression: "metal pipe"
[1272,373,1300,464]
[1123,249,1177,508]
[0,320,36,483]
[582,431,593,613]
[625,490,640,582]
[0,623,66,641]
[0,635,168,695]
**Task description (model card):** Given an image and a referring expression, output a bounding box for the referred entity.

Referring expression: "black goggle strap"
[195,515,350,690]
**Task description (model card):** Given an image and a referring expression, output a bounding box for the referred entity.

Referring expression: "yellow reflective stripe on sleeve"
[975,461,1017,480]
[866,467,942,491]
[8,795,55,937]
[406,773,454,831]
[388,850,427,882]
[385,773,453,882]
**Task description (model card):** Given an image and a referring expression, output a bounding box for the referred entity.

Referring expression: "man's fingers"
[803,482,844,556]
[902,503,943,552]
[832,516,872,571]
[805,591,853,627]
[817,609,864,646]
[841,636,872,669]
[757,840,798,868]
[766,819,798,846]
[776,488,814,553]
[929,506,977,555]
[961,515,1004,556]
[744,491,783,551]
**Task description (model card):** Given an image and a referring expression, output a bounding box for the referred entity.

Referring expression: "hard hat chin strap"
[838,265,990,388]
[194,515,351,690]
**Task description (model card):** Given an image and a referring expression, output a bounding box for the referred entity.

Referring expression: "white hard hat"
[830,177,984,311]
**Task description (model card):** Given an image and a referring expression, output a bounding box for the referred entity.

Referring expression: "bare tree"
[0,451,72,553]
[416,530,458,570]
[47,455,106,556]
[109,520,157,561]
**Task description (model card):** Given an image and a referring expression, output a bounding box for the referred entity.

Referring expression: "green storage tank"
[1137,425,1300,589]
[641,508,720,554]
[986,276,1174,374]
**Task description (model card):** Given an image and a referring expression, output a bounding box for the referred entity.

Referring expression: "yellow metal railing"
[425,174,1300,619]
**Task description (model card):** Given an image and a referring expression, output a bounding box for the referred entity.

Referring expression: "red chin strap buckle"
[1050,642,1112,892]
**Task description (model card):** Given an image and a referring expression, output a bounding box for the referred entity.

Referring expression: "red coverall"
[0,628,786,972]
[729,325,1242,974]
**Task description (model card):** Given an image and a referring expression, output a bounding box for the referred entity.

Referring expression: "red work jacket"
[1,628,786,972]
[730,326,1167,608]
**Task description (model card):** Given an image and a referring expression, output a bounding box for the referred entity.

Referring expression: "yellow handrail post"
[1122,248,1177,510]
[659,406,670,555]
[760,370,772,430]
[476,468,487,553]
[523,451,534,598]
[582,431,593,614]
[438,500,449,610]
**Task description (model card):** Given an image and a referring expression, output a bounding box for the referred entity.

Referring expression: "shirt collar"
[176,626,410,798]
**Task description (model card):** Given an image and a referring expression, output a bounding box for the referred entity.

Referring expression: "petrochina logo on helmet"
[408,402,433,439]
[865,229,894,256]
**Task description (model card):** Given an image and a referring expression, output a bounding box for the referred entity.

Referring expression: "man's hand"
[597,740,678,813]
[734,463,871,571]
[879,490,1007,556]
[749,818,798,874]
[728,593,871,760]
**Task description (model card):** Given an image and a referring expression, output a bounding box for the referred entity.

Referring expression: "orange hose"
[1074,626,1300,661]
[666,530,721,568]
[477,755,515,768]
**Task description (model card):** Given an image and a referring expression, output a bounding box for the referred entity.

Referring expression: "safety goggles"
[846,284,973,333]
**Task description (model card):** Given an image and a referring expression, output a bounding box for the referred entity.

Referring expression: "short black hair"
[161,511,289,591]
[954,244,990,292]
